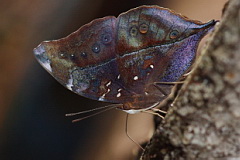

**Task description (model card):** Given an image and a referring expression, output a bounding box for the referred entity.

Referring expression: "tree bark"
[141,0,240,159]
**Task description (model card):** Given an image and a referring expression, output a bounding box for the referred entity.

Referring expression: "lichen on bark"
[141,0,240,159]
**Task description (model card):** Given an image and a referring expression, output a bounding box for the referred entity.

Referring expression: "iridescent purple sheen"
[33,5,216,111]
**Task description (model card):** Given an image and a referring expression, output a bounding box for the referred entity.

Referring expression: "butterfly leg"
[142,110,165,119]
[183,69,194,77]
[151,108,167,114]
[125,114,144,151]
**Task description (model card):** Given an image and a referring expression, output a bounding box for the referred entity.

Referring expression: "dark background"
[0,0,226,159]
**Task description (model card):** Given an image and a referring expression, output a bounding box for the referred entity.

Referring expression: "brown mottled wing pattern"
[34,5,216,110]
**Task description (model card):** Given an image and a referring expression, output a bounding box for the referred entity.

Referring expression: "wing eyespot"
[139,23,149,34]
[92,43,101,53]
[169,30,179,39]
[101,33,112,45]
[129,25,138,37]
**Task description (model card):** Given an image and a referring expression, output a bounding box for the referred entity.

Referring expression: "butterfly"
[33,5,216,115]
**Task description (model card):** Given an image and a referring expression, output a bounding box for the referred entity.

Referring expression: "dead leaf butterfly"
[34,5,216,115]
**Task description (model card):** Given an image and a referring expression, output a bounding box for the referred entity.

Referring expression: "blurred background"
[0,0,227,159]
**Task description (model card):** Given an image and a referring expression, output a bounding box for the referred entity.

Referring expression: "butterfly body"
[34,5,216,113]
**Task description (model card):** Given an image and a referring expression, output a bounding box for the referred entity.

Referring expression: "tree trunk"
[141,0,240,159]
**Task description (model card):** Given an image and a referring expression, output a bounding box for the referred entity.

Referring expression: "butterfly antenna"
[71,106,114,123]
[125,114,145,151]
[65,104,120,116]
[66,104,122,123]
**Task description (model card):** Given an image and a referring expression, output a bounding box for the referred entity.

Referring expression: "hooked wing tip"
[33,43,52,73]
[200,19,218,33]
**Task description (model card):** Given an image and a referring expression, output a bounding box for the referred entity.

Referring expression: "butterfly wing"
[34,16,131,103]
[113,6,216,110]
[34,6,216,110]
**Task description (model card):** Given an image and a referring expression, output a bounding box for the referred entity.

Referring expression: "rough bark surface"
[141,0,240,159]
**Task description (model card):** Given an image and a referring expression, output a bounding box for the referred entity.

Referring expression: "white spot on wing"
[117,75,120,79]
[66,75,73,91]
[99,88,111,101]
[98,93,106,101]
[150,64,154,69]
[106,81,111,87]
[39,61,52,73]
[133,76,138,80]
[116,92,121,97]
